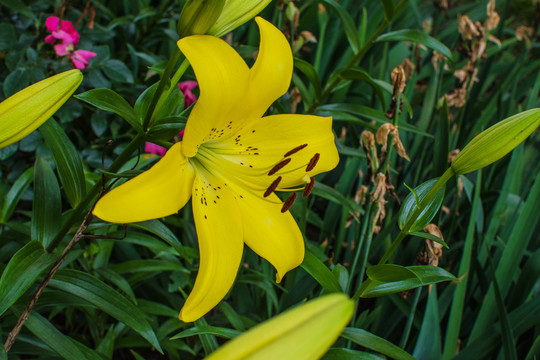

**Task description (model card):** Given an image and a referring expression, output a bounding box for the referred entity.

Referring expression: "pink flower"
[70,49,97,69]
[145,82,194,155]
[178,81,198,108]
[44,16,96,69]
[45,16,80,47]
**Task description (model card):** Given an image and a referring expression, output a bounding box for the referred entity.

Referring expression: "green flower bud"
[0,69,83,149]
[177,0,226,37]
[208,0,272,37]
[205,294,353,360]
[451,109,540,174]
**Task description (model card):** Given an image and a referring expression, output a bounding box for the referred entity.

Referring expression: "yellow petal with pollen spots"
[247,17,293,119]
[177,34,249,158]
[179,170,244,322]
[207,114,338,191]
[93,142,195,223]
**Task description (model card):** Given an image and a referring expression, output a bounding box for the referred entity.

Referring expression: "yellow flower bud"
[451,109,540,174]
[177,0,226,37]
[0,69,82,149]
[205,293,353,360]
[208,0,272,37]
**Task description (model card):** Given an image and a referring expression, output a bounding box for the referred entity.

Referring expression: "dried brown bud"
[431,51,447,70]
[485,0,500,31]
[446,88,468,108]
[375,123,410,161]
[448,149,460,163]
[401,58,416,78]
[391,65,407,97]
[458,14,480,40]
[370,173,387,202]
[290,86,302,114]
[424,224,444,266]
[515,25,534,46]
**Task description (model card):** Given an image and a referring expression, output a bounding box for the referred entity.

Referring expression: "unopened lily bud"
[0,69,82,149]
[451,109,540,174]
[177,0,226,37]
[205,293,353,360]
[208,0,272,37]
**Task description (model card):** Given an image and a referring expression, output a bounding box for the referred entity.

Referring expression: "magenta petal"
[178,81,198,108]
[54,44,69,56]
[44,34,56,44]
[178,80,198,92]
[60,20,80,46]
[145,142,168,156]
[45,16,60,32]
[74,49,97,60]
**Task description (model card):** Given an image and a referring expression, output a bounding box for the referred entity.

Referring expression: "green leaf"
[110,259,188,274]
[381,0,394,21]
[412,288,442,360]
[0,167,33,223]
[356,265,457,297]
[39,119,86,208]
[103,59,134,83]
[3,68,30,98]
[0,241,56,316]
[321,0,360,54]
[376,29,452,59]
[323,348,385,360]
[49,269,163,353]
[76,89,141,132]
[301,250,343,293]
[398,178,445,232]
[409,231,448,249]
[171,325,242,340]
[21,310,102,360]
[32,157,61,248]
[339,69,387,109]
[0,0,36,20]
[312,182,362,221]
[294,57,322,100]
[0,23,16,51]
[341,328,415,360]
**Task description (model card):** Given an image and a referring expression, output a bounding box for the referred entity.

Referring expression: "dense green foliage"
[1,0,539,359]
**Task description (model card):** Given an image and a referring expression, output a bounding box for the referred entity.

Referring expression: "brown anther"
[268,158,291,176]
[302,177,315,197]
[264,176,282,197]
[305,153,320,172]
[281,192,298,213]
[284,144,308,157]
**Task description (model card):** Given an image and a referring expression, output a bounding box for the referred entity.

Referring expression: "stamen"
[306,153,320,172]
[264,176,282,197]
[302,177,316,197]
[269,158,291,176]
[284,144,308,157]
[281,192,298,213]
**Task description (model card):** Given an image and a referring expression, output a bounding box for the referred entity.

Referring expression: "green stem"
[142,48,182,131]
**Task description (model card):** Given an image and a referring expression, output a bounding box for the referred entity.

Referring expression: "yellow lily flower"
[93,17,339,322]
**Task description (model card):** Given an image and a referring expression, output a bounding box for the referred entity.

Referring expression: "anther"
[264,176,282,197]
[302,177,315,197]
[306,153,320,172]
[284,144,308,157]
[281,192,298,213]
[268,158,291,176]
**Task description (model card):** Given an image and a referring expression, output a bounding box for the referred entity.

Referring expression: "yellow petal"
[246,17,293,119]
[177,34,250,158]
[178,18,293,158]
[236,190,304,282]
[206,114,339,191]
[0,70,82,148]
[179,170,244,322]
[205,293,354,360]
[93,142,195,223]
